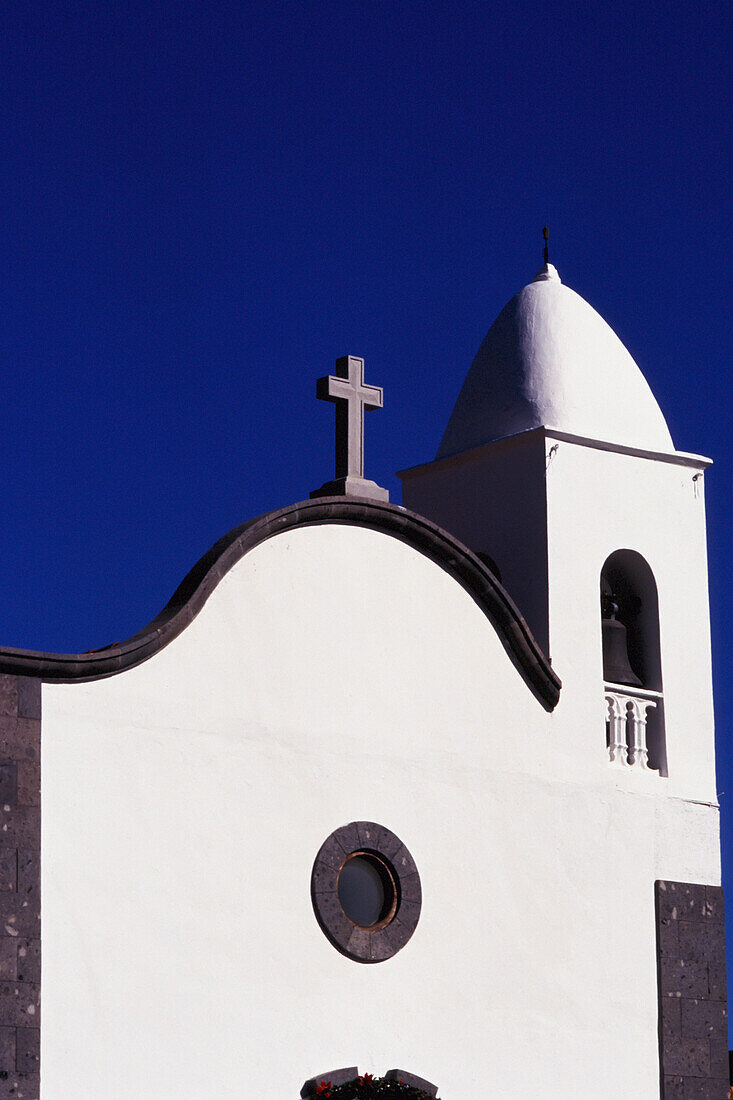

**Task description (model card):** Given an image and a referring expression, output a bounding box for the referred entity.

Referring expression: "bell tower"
[399,260,715,803]
[399,255,726,1096]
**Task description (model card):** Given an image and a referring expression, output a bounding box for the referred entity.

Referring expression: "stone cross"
[317,355,383,479]
[310,355,389,502]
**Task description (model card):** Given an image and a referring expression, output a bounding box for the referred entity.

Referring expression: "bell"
[602,600,642,686]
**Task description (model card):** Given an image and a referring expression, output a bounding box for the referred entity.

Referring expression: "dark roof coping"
[0,497,560,711]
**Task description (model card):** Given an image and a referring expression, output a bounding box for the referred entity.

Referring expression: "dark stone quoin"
[656,880,728,1099]
[0,676,41,1100]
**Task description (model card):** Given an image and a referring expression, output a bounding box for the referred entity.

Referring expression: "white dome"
[437,264,674,459]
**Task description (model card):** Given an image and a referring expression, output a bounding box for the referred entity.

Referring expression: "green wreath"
[312,1076,437,1099]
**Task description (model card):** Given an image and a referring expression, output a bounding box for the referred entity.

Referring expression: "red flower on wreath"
[357,1074,374,1086]
[316,1083,332,1097]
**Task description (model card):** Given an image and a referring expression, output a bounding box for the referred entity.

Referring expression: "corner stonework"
[656,880,728,1099]
[0,675,41,1100]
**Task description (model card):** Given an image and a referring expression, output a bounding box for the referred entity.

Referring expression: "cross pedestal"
[311,355,389,502]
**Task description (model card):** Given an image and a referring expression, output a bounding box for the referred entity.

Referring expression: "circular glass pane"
[337,853,395,928]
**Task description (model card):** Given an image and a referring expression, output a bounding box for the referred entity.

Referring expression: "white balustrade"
[604,684,660,771]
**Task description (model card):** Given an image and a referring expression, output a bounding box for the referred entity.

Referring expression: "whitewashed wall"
[41,522,719,1098]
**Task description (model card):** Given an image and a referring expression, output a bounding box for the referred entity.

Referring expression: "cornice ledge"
[0,496,561,711]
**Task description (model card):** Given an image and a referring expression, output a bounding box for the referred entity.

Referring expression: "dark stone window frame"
[311,821,422,964]
[300,1067,438,1097]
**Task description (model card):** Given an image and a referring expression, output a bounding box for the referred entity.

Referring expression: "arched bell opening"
[601,550,666,775]
[601,549,661,690]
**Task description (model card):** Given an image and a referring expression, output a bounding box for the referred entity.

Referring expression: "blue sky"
[0,0,731,1006]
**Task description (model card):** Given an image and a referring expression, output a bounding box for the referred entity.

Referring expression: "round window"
[311,821,421,963]
[337,851,397,929]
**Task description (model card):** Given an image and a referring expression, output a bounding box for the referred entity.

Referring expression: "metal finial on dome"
[532,227,559,282]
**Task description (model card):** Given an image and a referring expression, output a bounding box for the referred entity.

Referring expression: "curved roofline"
[0,497,561,711]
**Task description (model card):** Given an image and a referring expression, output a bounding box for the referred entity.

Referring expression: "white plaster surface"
[437,265,675,458]
[40,522,719,1098]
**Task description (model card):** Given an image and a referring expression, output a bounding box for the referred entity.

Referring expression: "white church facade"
[0,259,725,1098]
